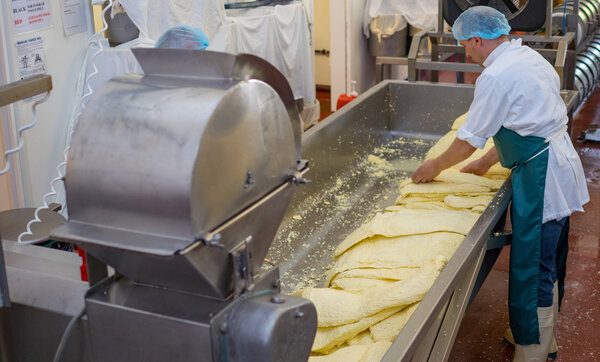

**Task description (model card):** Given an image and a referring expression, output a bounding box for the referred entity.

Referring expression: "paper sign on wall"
[16,36,47,80]
[61,0,87,36]
[11,0,53,35]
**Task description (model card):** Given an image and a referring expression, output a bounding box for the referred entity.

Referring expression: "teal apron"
[493,127,549,345]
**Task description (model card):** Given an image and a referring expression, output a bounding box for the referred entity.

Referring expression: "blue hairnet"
[452,6,511,41]
[155,25,209,50]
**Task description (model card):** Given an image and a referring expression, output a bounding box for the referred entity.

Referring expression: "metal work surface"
[268,80,511,361]
[270,80,578,361]
[269,80,475,292]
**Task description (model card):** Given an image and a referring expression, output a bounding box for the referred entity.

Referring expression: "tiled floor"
[449,87,600,361]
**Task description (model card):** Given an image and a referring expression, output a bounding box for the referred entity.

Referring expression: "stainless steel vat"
[271,80,578,361]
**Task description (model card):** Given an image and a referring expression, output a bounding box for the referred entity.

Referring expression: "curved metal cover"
[60,51,298,255]
[131,48,303,162]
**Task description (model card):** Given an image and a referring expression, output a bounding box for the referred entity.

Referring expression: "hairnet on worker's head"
[452,6,511,41]
[155,25,209,50]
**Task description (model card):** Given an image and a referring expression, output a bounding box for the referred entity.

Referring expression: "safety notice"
[11,0,53,35]
[16,37,46,80]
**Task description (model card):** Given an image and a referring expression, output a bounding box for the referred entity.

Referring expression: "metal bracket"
[487,230,512,250]
[197,232,225,248]
[291,159,310,185]
[231,236,254,297]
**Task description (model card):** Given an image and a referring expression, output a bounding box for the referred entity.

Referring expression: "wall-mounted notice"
[61,0,87,36]
[11,0,53,35]
[16,36,46,80]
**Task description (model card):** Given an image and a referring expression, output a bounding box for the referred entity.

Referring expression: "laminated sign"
[16,36,46,80]
[11,0,53,35]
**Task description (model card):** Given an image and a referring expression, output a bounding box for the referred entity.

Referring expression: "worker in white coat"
[411,6,589,361]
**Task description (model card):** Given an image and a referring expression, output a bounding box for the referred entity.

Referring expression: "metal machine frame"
[375,0,580,91]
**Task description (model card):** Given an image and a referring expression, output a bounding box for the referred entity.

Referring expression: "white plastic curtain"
[118,0,227,42]
[363,0,438,37]
[118,0,314,103]
[222,4,315,104]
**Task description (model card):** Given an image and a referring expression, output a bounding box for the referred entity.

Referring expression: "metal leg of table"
[411,300,450,361]
[376,64,383,83]
[427,244,488,361]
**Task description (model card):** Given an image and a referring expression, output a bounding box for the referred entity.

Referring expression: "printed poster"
[61,0,87,36]
[12,0,53,35]
[16,36,46,80]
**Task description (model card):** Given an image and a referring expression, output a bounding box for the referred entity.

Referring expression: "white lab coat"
[457,39,589,222]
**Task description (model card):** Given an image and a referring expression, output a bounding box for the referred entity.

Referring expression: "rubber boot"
[512,306,554,362]
[504,283,558,359]
[548,282,558,359]
[504,328,558,357]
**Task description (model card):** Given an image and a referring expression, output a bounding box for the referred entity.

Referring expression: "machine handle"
[0,74,52,107]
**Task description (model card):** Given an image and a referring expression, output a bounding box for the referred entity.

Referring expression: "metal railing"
[375,0,578,92]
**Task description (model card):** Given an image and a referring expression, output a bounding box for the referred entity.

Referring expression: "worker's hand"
[460,159,490,176]
[412,159,441,183]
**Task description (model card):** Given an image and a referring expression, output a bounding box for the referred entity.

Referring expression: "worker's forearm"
[432,138,477,170]
[480,146,499,167]
[412,138,476,183]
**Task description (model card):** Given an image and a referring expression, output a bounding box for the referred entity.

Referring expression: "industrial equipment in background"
[577,122,600,141]
[376,0,576,85]
[368,14,409,58]
[0,49,316,362]
[102,1,139,47]
[445,0,548,31]
[375,0,600,110]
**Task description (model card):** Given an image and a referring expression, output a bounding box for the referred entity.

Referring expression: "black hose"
[225,0,273,9]
[52,307,86,362]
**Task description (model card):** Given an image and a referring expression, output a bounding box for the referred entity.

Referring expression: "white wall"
[329,0,345,111]
[1,0,93,208]
[313,0,330,86]
[0,25,17,211]
[329,0,376,111]
[349,0,375,95]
